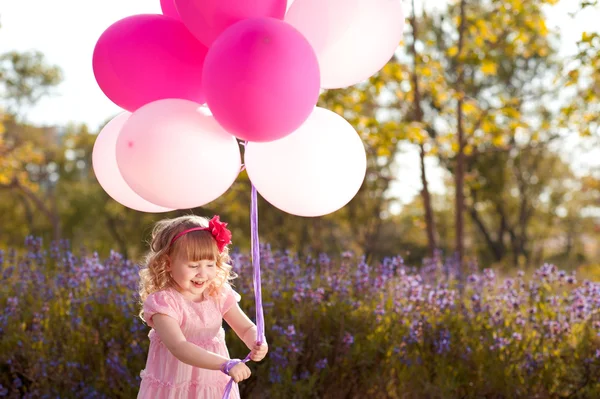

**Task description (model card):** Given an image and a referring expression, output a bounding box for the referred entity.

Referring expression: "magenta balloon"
[160,0,180,19]
[92,113,173,213]
[174,0,287,46]
[245,107,366,217]
[93,14,208,112]
[203,17,320,142]
[116,99,242,209]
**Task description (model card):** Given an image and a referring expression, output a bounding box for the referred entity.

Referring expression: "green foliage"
[0,51,62,112]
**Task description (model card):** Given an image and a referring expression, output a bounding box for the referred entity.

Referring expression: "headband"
[170,215,232,252]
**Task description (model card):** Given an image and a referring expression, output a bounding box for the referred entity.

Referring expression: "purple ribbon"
[221,355,250,398]
[221,184,265,399]
[251,185,265,345]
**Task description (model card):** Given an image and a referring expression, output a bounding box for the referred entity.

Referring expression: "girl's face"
[168,252,217,301]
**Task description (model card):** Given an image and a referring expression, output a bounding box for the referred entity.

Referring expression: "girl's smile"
[168,256,217,300]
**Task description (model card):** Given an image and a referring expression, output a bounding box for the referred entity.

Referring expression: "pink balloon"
[116,99,242,209]
[160,0,180,19]
[203,17,320,142]
[93,14,208,112]
[245,107,366,217]
[174,0,287,46]
[286,0,404,88]
[92,113,173,213]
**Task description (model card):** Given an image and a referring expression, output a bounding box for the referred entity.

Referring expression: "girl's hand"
[250,342,269,362]
[228,362,251,383]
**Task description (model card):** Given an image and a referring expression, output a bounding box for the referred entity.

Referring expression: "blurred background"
[1,0,600,398]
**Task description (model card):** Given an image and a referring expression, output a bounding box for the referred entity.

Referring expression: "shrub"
[1,239,599,398]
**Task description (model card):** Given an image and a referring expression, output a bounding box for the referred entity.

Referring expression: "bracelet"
[220,359,242,375]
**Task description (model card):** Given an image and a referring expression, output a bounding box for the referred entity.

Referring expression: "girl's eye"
[189,265,199,268]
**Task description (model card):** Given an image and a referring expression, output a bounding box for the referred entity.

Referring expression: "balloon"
[92,113,174,213]
[116,99,242,209]
[203,17,320,142]
[286,0,404,89]
[160,0,180,19]
[93,14,208,112]
[245,107,366,217]
[174,0,287,46]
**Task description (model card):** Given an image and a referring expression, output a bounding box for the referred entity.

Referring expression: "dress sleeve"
[220,284,242,316]
[143,290,182,328]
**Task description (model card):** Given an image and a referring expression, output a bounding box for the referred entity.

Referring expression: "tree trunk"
[49,182,61,242]
[468,204,504,261]
[364,200,385,261]
[410,0,438,256]
[14,178,61,241]
[105,215,129,259]
[455,0,468,285]
[420,144,437,255]
[19,192,35,233]
[565,226,574,257]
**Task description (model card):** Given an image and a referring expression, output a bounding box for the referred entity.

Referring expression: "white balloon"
[245,107,366,217]
[116,99,242,209]
[92,112,173,213]
[286,0,404,89]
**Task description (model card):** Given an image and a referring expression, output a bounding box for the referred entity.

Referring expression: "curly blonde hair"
[138,215,237,320]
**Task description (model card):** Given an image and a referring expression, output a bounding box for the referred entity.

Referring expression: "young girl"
[137,215,268,399]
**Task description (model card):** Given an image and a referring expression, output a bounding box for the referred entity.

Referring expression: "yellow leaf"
[482,119,495,133]
[448,46,458,57]
[333,104,344,115]
[504,107,521,119]
[382,63,395,76]
[492,136,505,146]
[437,91,449,103]
[537,19,548,36]
[377,147,391,157]
[462,101,478,114]
[421,66,432,77]
[566,70,579,86]
[481,61,498,75]
[581,127,592,137]
[406,124,427,144]
[509,121,522,130]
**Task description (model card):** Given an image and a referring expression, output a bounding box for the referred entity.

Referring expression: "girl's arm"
[223,303,258,349]
[152,314,229,370]
[224,304,269,361]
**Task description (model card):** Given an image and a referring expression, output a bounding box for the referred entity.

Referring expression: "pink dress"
[138,285,242,399]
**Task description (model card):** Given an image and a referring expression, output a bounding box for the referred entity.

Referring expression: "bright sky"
[1,0,598,209]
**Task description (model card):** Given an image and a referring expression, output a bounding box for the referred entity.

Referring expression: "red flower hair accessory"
[205,215,232,252]
[170,215,232,252]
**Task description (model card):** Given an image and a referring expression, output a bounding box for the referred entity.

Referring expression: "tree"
[415,0,564,268]
[407,0,439,256]
[0,46,64,241]
[0,51,62,115]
